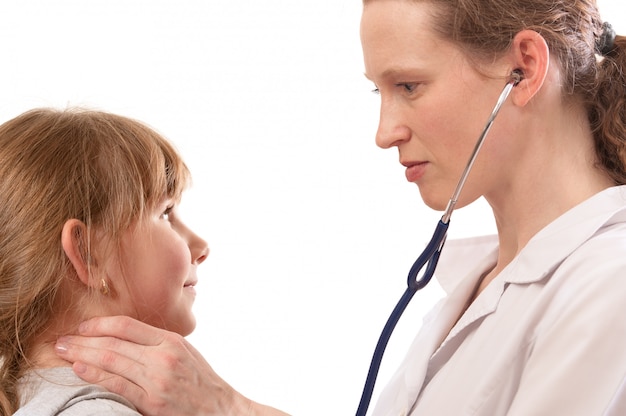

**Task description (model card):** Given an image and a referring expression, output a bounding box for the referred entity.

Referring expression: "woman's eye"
[370,82,419,96]
[398,83,418,93]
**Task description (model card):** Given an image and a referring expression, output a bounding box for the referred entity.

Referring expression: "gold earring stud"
[100,278,110,296]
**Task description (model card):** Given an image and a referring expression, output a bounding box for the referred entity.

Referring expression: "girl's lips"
[405,162,428,182]
[183,283,197,296]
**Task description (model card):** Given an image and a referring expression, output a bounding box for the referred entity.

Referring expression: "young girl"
[0,108,208,415]
[55,0,626,415]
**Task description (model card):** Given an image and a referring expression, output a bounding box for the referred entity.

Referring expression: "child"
[0,108,208,415]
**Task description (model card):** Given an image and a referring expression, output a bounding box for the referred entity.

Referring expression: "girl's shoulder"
[15,367,140,416]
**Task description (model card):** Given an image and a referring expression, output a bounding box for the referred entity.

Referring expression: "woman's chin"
[418,190,450,212]
[418,187,480,213]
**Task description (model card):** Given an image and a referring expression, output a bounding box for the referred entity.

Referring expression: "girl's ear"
[61,219,92,287]
[508,30,550,107]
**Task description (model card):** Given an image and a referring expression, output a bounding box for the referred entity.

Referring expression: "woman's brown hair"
[0,108,190,414]
[364,0,626,183]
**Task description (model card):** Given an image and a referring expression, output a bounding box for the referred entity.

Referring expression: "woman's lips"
[404,162,428,182]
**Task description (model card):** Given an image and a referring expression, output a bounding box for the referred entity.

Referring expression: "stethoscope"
[355,69,523,416]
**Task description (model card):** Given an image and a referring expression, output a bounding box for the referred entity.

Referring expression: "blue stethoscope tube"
[355,70,523,416]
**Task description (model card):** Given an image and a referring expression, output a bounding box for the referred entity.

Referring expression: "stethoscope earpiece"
[510,69,524,86]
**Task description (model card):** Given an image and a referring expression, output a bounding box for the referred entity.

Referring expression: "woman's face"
[360,0,516,210]
[101,198,209,336]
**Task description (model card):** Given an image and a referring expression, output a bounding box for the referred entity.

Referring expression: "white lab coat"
[373,186,626,416]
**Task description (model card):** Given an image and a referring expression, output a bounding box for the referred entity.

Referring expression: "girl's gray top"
[14,367,140,415]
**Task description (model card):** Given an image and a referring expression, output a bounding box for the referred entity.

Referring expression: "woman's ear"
[508,30,550,107]
[61,219,92,287]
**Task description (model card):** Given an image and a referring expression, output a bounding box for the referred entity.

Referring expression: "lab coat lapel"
[412,269,489,382]
[373,281,474,415]
[427,236,500,358]
[373,250,496,415]
[426,274,505,382]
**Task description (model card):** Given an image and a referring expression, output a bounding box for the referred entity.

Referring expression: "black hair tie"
[597,22,617,56]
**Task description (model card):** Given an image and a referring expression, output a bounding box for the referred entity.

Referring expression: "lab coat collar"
[435,186,626,294]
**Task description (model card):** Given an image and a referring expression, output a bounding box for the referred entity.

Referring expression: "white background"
[1,1,624,414]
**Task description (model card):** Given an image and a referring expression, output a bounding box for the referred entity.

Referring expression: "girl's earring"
[100,278,110,296]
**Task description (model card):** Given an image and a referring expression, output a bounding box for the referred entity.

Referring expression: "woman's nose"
[375,101,411,149]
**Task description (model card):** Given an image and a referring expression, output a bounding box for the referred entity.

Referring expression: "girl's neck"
[25,309,81,369]
[27,340,72,369]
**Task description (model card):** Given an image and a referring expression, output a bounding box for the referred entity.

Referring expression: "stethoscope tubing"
[355,219,449,416]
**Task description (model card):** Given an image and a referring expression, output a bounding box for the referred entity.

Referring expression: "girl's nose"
[190,231,209,265]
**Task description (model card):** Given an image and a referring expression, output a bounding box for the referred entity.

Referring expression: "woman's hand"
[55,316,288,416]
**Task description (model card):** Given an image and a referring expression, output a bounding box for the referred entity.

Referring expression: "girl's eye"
[371,87,380,95]
[160,206,174,221]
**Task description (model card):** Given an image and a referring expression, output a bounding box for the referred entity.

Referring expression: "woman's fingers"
[55,316,224,415]
[55,316,290,415]
[55,334,148,383]
[71,361,148,406]
[77,315,167,346]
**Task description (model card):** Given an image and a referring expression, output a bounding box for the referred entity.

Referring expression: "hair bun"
[597,22,617,56]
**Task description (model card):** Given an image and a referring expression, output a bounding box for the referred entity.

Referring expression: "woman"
[0,108,209,415]
[54,0,626,414]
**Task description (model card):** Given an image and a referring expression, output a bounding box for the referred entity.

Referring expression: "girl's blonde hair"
[0,108,190,414]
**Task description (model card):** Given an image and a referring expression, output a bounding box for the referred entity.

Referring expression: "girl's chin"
[145,314,196,337]
[174,316,197,337]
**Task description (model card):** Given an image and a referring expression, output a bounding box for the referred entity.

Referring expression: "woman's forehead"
[361,1,459,79]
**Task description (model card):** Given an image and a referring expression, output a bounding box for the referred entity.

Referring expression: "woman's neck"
[481,99,614,292]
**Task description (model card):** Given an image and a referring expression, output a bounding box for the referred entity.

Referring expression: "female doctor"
[54,0,626,414]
